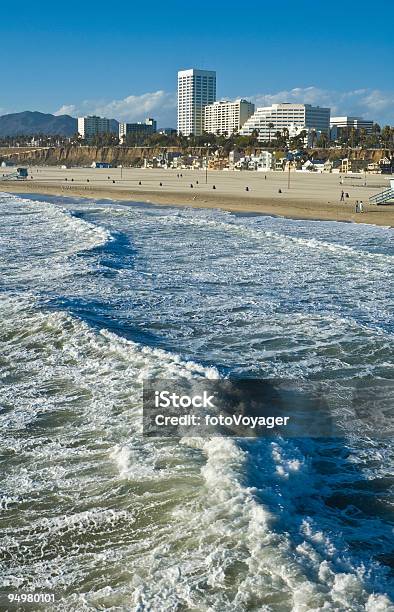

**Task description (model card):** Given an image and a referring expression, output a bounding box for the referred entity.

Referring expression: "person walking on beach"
[340,190,345,202]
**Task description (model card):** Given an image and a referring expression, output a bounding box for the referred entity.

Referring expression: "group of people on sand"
[340,190,364,213]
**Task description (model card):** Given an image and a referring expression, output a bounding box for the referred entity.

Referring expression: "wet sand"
[1,166,393,227]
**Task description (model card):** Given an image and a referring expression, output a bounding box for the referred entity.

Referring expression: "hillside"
[0,111,119,137]
[0,111,77,137]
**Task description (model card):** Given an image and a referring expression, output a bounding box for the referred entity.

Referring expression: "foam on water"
[0,193,393,610]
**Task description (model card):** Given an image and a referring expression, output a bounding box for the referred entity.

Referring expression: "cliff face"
[0,146,199,166]
[0,145,392,167]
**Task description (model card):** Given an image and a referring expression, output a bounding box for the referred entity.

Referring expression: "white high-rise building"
[204,99,255,135]
[240,103,330,142]
[177,69,216,136]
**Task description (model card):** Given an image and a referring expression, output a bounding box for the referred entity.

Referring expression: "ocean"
[0,192,393,611]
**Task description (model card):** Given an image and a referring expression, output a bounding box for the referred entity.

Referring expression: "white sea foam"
[0,193,392,610]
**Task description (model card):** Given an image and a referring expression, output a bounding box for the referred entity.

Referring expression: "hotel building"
[204,99,255,135]
[77,115,111,140]
[177,68,216,136]
[240,103,330,141]
[119,118,157,143]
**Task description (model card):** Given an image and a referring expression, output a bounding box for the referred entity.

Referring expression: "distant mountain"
[0,111,77,137]
[0,111,120,137]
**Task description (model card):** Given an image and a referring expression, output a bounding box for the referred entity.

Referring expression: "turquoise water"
[0,192,393,611]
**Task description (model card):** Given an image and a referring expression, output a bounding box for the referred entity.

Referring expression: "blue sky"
[1,0,393,126]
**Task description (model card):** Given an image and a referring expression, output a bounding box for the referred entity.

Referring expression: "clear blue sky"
[2,0,393,125]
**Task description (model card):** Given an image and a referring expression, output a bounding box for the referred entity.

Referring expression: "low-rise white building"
[330,116,374,139]
[234,151,273,171]
[77,116,112,140]
[204,99,255,135]
[240,103,330,142]
[301,159,326,173]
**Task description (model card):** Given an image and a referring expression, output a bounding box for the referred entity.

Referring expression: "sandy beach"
[1,165,393,226]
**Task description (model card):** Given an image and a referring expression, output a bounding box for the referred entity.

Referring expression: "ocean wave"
[0,193,112,288]
[0,296,392,609]
[0,194,393,610]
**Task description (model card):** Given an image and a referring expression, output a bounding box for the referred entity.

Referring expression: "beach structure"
[369,179,394,205]
[17,167,28,178]
[204,100,255,136]
[177,68,216,136]
[119,118,157,143]
[1,167,28,180]
[91,161,111,168]
[240,103,330,142]
[78,116,111,141]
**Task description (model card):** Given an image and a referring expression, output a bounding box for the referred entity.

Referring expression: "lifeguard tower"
[1,167,29,180]
[369,179,394,205]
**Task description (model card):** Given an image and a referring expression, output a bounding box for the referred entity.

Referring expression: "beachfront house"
[234,152,273,171]
[301,160,314,172]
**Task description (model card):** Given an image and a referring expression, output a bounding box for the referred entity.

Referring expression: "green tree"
[310,129,317,148]
[268,122,274,144]
[381,125,393,147]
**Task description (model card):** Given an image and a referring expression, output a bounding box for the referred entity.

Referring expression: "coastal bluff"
[1,145,392,168]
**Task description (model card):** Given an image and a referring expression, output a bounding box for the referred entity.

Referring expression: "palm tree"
[381,125,392,147]
[359,128,367,149]
[319,133,328,148]
[310,129,317,148]
[299,130,308,149]
[268,122,274,144]
[372,123,381,136]
[274,131,283,147]
[350,127,357,148]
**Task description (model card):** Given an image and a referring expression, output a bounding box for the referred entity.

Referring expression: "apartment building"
[77,116,111,140]
[204,99,255,135]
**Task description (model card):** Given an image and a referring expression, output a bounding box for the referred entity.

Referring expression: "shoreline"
[1,172,394,228]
